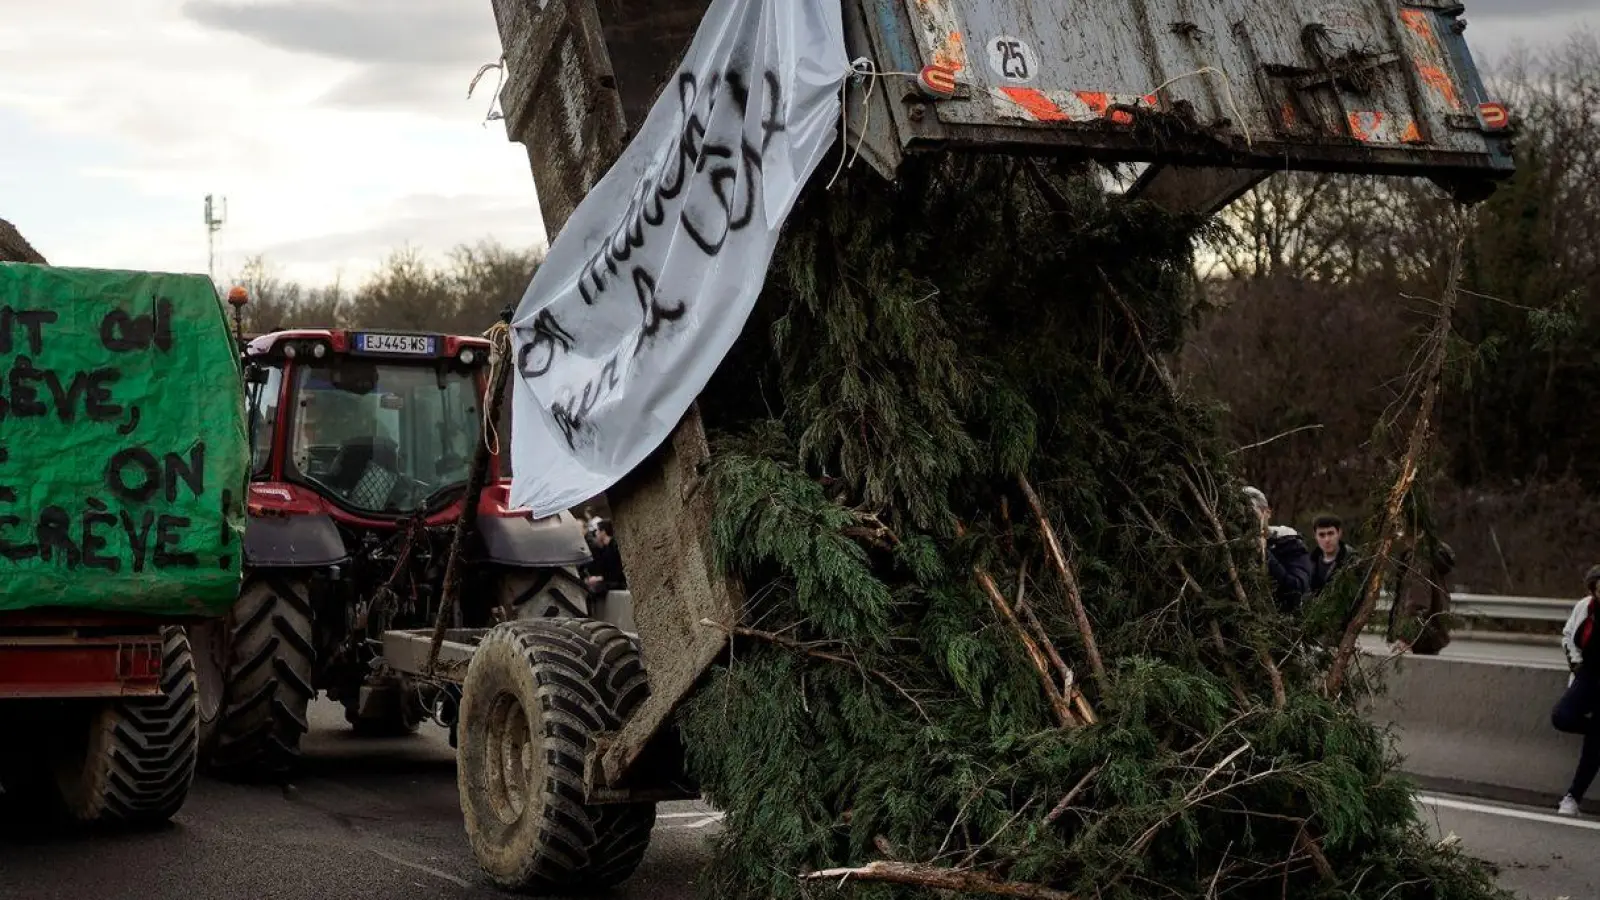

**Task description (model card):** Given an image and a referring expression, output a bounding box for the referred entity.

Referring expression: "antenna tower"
[204,194,227,284]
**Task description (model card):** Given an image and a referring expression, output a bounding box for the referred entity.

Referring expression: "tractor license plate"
[354,333,436,355]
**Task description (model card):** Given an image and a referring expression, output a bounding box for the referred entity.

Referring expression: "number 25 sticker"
[987,35,1036,83]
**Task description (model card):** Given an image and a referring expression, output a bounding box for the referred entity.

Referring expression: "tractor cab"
[243,329,492,519]
[201,323,594,774]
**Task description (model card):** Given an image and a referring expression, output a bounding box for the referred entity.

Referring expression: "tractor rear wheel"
[201,575,316,780]
[502,567,589,620]
[457,618,655,893]
[52,627,199,827]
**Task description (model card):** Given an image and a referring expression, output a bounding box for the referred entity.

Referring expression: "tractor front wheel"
[457,618,655,893]
[199,576,316,780]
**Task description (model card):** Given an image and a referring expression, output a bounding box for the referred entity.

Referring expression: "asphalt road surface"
[0,700,716,899]
[0,700,1594,899]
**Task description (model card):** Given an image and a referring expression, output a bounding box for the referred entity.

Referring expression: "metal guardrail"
[1451,593,1577,623]
[1374,592,1577,625]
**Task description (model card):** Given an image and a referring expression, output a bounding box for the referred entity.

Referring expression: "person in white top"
[1552,564,1600,816]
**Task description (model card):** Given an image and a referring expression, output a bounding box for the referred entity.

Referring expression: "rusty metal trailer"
[384,0,1517,892]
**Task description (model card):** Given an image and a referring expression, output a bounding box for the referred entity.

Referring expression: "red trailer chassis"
[0,611,178,700]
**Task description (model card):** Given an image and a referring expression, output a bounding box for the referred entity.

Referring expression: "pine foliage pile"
[677,155,1507,900]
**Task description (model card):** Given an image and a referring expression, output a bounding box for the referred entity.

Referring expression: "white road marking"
[1418,794,1600,832]
[366,847,476,889]
[659,811,726,830]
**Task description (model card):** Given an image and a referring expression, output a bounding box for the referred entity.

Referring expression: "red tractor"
[196,326,594,778]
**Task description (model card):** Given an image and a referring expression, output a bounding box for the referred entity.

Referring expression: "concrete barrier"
[1363,649,1584,805]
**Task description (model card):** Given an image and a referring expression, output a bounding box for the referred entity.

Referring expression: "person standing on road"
[1309,514,1357,595]
[1554,564,1600,816]
[1385,534,1455,656]
[1243,486,1313,613]
[582,519,627,597]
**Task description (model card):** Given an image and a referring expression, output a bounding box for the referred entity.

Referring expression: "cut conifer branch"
[1325,237,1461,698]
[801,861,1077,899]
[1043,764,1102,826]
[1018,475,1108,687]
[698,618,929,722]
[974,567,1079,727]
[1013,566,1098,725]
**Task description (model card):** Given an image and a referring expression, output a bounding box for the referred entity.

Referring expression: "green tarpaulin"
[0,263,247,617]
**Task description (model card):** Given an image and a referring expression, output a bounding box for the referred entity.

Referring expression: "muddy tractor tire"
[457,618,655,893]
[53,627,199,827]
[200,576,316,780]
[504,567,590,621]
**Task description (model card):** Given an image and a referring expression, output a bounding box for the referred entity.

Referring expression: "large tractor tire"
[201,576,316,780]
[503,567,590,621]
[457,618,655,893]
[52,627,199,827]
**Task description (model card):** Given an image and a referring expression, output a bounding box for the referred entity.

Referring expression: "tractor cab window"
[290,360,481,514]
[246,364,284,476]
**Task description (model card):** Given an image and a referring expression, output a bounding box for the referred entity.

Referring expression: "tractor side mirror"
[245,364,270,385]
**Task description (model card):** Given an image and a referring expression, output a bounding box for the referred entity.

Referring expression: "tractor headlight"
[283,343,297,359]
[459,348,477,365]
[311,342,327,359]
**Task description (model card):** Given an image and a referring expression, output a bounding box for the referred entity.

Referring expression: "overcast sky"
[1,1,1593,289]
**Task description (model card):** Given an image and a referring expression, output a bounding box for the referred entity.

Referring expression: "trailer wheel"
[458,618,655,892]
[502,567,589,620]
[53,627,199,827]
[202,575,316,779]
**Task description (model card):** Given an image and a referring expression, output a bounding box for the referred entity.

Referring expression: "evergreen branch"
[1325,236,1461,698]
[1014,563,1097,725]
[1177,469,1286,708]
[973,566,1080,728]
[1018,475,1109,687]
[1043,764,1102,826]
[1179,468,1252,608]
[956,798,1036,869]
[1295,826,1337,882]
[1124,490,1257,708]
[697,618,930,722]
[1127,743,1257,857]
[800,861,1076,899]
[1228,423,1326,456]
[1208,621,1253,708]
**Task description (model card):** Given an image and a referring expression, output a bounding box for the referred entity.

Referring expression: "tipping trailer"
[378,0,1516,892]
[0,246,248,828]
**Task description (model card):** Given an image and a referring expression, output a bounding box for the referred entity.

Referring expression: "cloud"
[1,0,1593,290]
[245,192,546,286]
[181,0,490,66]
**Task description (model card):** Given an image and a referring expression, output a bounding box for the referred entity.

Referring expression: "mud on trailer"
[365,0,1518,892]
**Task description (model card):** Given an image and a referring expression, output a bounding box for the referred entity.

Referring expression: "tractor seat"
[326,437,401,508]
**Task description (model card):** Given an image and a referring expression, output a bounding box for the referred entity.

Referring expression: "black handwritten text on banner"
[506,0,849,517]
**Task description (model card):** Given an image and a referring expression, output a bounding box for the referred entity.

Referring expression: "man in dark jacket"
[1244,487,1313,613]
[582,519,627,596]
[1309,514,1358,594]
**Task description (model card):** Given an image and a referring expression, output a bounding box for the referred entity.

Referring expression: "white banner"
[506,0,850,517]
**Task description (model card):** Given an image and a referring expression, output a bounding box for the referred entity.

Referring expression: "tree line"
[1183,33,1600,594]
[229,239,542,339]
